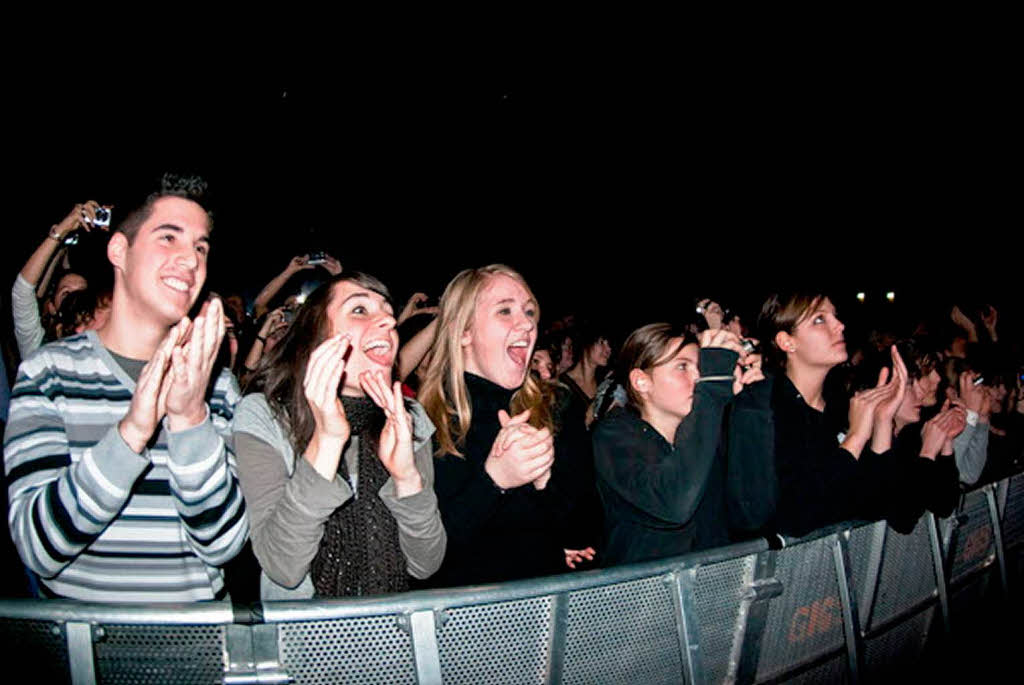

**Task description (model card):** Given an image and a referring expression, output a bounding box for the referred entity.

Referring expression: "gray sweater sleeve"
[233,394,446,589]
[233,394,352,589]
[11,274,45,360]
[953,417,989,486]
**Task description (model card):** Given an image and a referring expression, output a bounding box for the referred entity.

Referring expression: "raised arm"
[253,256,312,318]
[398,317,438,382]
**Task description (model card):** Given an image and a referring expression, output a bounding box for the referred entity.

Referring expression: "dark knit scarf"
[310,396,409,597]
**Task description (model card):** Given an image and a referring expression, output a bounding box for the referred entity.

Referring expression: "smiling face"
[633,339,700,421]
[325,280,398,396]
[113,197,210,328]
[461,273,539,390]
[779,297,848,371]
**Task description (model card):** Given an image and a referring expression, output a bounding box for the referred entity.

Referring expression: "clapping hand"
[484,409,555,490]
[360,370,423,498]
[165,298,227,432]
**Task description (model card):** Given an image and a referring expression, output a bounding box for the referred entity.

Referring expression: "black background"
[6,37,1018,345]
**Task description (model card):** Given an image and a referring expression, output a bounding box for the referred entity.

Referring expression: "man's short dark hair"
[115,173,213,244]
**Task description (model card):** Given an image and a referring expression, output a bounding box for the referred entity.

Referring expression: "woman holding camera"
[419,265,596,587]
[759,292,959,537]
[592,323,769,566]
[233,272,445,598]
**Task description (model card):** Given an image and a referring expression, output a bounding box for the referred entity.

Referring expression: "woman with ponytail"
[420,265,596,587]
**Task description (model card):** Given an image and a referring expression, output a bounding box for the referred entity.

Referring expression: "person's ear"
[629,368,650,396]
[775,330,795,353]
[108,232,128,273]
[461,327,472,348]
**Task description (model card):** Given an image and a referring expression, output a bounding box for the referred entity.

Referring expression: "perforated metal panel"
[94,624,225,685]
[694,555,756,684]
[561,574,682,685]
[863,607,933,677]
[947,490,996,584]
[871,518,937,629]
[756,537,846,681]
[437,596,551,684]
[778,655,848,684]
[278,616,416,685]
[1001,473,1024,551]
[0,618,69,683]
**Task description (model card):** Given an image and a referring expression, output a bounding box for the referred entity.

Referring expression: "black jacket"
[592,348,748,566]
[772,374,959,537]
[428,373,591,587]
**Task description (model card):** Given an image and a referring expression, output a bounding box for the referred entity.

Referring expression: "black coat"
[592,348,766,566]
[771,374,959,537]
[428,373,592,587]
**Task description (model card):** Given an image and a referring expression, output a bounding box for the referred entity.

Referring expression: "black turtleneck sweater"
[427,373,590,587]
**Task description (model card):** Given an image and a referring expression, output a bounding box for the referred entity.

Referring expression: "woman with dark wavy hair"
[233,272,445,599]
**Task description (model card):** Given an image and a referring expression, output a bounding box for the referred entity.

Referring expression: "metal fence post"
[832,531,863,685]
[671,567,705,684]
[66,621,96,685]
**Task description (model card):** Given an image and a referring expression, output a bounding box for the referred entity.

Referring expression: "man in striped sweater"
[3,177,249,601]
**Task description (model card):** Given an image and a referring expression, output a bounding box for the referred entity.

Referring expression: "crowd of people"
[1,175,1021,604]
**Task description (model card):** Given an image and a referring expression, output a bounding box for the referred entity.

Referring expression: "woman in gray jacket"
[233,272,445,599]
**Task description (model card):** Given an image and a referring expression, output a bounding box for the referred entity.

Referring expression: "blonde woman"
[420,265,596,587]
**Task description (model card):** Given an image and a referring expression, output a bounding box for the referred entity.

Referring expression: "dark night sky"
[6,44,1018,344]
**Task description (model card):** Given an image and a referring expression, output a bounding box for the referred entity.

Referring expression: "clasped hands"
[119,298,227,453]
[485,409,555,491]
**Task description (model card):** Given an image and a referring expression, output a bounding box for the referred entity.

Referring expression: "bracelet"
[47,226,64,242]
[256,335,267,344]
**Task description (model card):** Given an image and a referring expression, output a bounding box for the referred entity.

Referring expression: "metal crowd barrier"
[2,470,1022,685]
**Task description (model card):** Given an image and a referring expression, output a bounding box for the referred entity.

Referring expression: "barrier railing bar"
[858,521,888,634]
[66,621,96,685]
[730,551,779,685]
[409,610,442,685]
[0,600,235,624]
[831,531,864,685]
[260,537,770,623]
[545,592,569,685]
[985,485,1009,600]
[927,513,951,636]
[671,567,704,684]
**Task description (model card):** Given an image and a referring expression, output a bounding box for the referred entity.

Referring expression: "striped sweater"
[3,330,249,602]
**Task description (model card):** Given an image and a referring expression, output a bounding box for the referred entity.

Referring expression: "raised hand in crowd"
[843,365,901,460]
[870,345,910,454]
[397,292,439,326]
[920,399,966,459]
[958,371,993,421]
[950,305,979,343]
[732,337,765,394]
[697,299,725,330]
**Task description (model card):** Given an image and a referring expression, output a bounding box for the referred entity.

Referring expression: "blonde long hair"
[420,265,554,457]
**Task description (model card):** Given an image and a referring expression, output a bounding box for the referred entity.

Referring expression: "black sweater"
[428,373,591,587]
[593,348,745,566]
[772,374,959,537]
